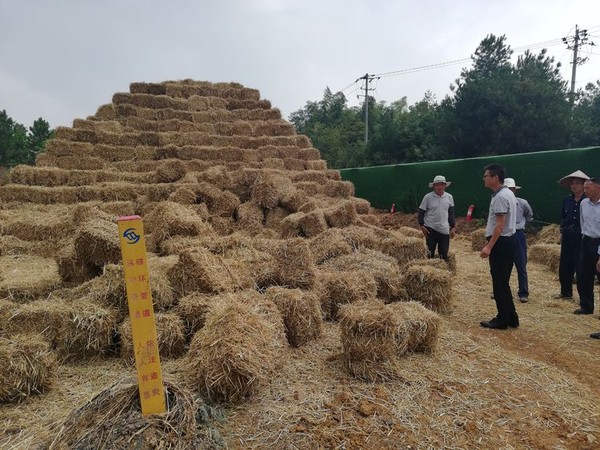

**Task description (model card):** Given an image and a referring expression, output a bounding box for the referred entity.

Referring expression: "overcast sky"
[1,0,599,129]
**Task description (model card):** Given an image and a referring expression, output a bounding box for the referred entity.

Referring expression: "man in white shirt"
[418,175,456,261]
[480,164,518,330]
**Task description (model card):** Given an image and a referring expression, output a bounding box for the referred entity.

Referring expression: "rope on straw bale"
[402,265,454,315]
[316,269,378,320]
[47,380,207,449]
[529,244,561,273]
[0,334,56,403]
[0,255,61,302]
[264,287,323,348]
[120,312,186,364]
[183,297,284,403]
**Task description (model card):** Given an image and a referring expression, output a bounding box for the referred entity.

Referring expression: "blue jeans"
[513,229,529,298]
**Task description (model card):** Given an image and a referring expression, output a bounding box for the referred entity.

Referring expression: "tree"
[571,81,600,147]
[0,111,53,167]
[27,118,54,164]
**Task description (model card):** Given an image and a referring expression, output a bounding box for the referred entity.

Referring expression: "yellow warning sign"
[117,215,166,416]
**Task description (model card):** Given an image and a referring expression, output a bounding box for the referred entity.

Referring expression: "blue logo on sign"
[123,228,141,245]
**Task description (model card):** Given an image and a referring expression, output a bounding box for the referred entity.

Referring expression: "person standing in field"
[554,170,590,300]
[480,164,518,330]
[418,175,456,261]
[504,178,533,303]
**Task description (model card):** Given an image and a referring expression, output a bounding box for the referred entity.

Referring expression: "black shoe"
[519,296,529,303]
[590,332,600,339]
[509,314,519,328]
[574,308,593,315]
[480,318,508,330]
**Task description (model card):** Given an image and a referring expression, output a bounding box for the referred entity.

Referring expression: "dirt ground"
[2,215,600,449]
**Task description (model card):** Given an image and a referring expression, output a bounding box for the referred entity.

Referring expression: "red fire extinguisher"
[390,203,396,214]
[466,204,475,221]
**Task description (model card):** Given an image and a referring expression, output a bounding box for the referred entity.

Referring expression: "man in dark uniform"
[554,170,589,300]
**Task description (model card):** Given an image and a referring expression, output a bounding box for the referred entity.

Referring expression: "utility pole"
[562,25,593,99]
[356,73,378,143]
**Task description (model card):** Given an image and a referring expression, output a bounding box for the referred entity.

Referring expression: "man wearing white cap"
[554,170,590,300]
[418,175,456,261]
[504,178,533,303]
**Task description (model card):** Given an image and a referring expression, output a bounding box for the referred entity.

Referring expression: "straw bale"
[347,197,371,215]
[168,186,198,205]
[252,121,295,137]
[256,146,280,159]
[47,380,201,450]
[183,298,282,403]
[380,235,428,266]
[270,238,316,289]
[74,218,121,267]
[291,170,329,184]
[397,226,423,239]
[338,300,406,381]
[0,299,19,326]
[339,225,381,249]
[159,236,204,255]
[264,206,288,229]
[0,255,61,302]
[446,252,457,274]
[56,243,99,283]
[324,200,357,228]
[386,301,441,354]
[230,168,264,202]
[167,248,237,297]
[94,103,117,120]
[3,299,71,344]
[251,173,295,209]
[55,299,118,361]
[264,287,322,347]
[322,249,405,301]
[8,165,69,187]
[280,188,309,213]
[235,290,287,348]
[357,215,379,226]
[408,258,450,272]
[0,334,56,403]
[44,139,95,157]
[172,292,218,337]
[535,224,561,245]
[283,158,307,171]
[323,180,355,198]
[471,228,487,251]
[119,312,186,363]
[195,165,234,189]
[0,185,76,204]
[0,205,77,241]
[529,243,561,272]
[309,228,353,264]
[305,160,328,170]
[262,158,285,170]
[402,265,454,314]
[210,190,240,218]
[213,120,253,136]
[279,210,328,238]
[298,200,318,213]
[236,201,264,235]
[294,181,322,196]
[153,159,187,183]
[212,244,276,290]
[316,270,378,320]
[73,118,124,133]
[145,201,213,250]
[208,216,235,235]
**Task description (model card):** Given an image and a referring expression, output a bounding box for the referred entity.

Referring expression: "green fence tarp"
[340,146,600,224]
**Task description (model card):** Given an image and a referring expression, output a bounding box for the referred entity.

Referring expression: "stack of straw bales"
[0,80,453,408]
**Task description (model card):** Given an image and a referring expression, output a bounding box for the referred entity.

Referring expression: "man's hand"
[480,244,491,258]
[596,258,600,273]
[450,227,456,238]
[420,225,429,237]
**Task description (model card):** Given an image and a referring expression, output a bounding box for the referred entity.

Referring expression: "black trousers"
[576,236,600,313]
[489,235,517,325]
[425,227,450,260]
[559,230,582,297]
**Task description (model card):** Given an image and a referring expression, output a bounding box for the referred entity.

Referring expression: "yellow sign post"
[117,215,166,416]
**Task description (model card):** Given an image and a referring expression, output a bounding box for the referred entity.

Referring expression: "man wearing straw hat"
[504,178,533,303]
[554,170,590,300]
[479,164,518,330]
[418,175,456,261]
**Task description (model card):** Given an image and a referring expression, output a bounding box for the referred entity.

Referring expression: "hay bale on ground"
[0,334,56,403]
[309,228,353,264]
[47,380,204,450]
[173,292,218,338]
[56,243,99,283]
[398,226,423,239]
[278,210,328,238]
[402,265,453,314]
[534,224,561,245]
[386,301,441,354]
[338,300,407,382]
[316,270,378,320]
[408,258,450,272]
[264,287,322,347]
[250,172,295,209]
[269,238,316,289]
[183,298,283,403]
[236,201,264,235]
[120,313,186,363]
[156,159,187,182]
[0,255,61,302]
[529,244,561,273]
[323,200,357,228]
[74,219,121,267]
[471,229,487,252]
[379,235,428,267]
